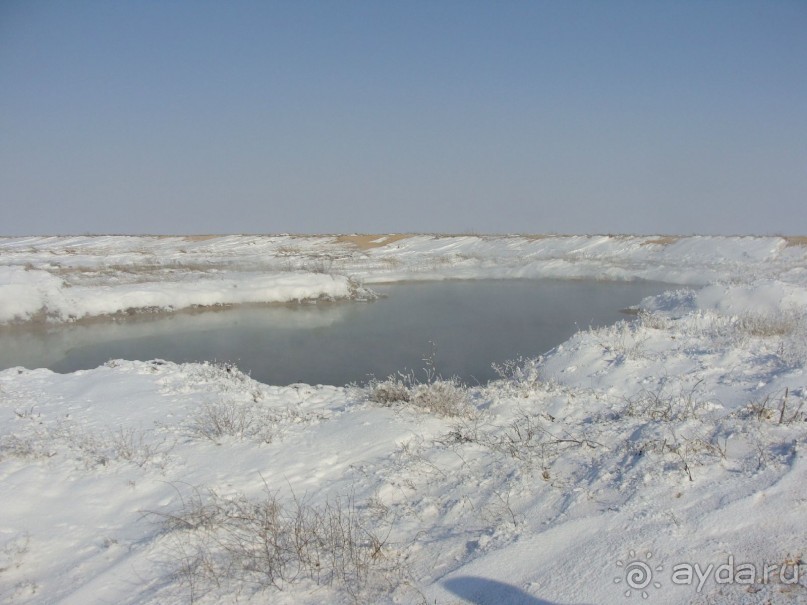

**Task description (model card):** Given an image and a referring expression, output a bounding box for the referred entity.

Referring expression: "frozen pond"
[0,279,671,385]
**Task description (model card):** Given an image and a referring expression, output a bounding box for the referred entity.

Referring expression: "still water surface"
[0,280,671,385]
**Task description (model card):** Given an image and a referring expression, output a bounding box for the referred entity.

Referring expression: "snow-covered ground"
[1,234,806,604]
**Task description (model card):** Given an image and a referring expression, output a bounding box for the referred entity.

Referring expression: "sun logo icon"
[614,550,663,598]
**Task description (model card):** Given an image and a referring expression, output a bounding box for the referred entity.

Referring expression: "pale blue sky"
[1,1,805,235]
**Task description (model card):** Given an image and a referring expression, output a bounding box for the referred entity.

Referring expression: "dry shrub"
[154,486,399,603]
[368,373,471,418]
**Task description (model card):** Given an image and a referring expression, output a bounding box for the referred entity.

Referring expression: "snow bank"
[0,267,65,323]
[640,279,807,318]
[0,267,358,323]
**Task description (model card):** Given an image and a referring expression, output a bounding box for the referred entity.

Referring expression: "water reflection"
[0,280,670,386]
[0,303,355,374]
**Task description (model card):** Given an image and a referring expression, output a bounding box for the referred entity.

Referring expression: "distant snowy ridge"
[0,234,805,324]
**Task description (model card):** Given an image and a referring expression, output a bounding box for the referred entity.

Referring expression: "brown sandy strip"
[783,236,807,248]
[334,234,413,250]
[641,236,680,246]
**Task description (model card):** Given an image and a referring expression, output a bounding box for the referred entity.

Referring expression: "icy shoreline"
[1,234,806,604]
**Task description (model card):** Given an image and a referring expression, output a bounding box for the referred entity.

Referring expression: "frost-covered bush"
[491,356,543,397]
[682,308,806,349]
[622,379,710,422]
[589,320,650,361]
[368,373,412,405]
[59,425,173,468]
[188,400,290,444]
[738,388,806,424]
[368,372,470,417]
[1,423,171,468]
[637,309,672,331]
[0,433,54,461]
[155,487,399,603]
[778,314,807,367]
[90,427,172,468]
[733,309,804,338]
[410,378,469,417]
